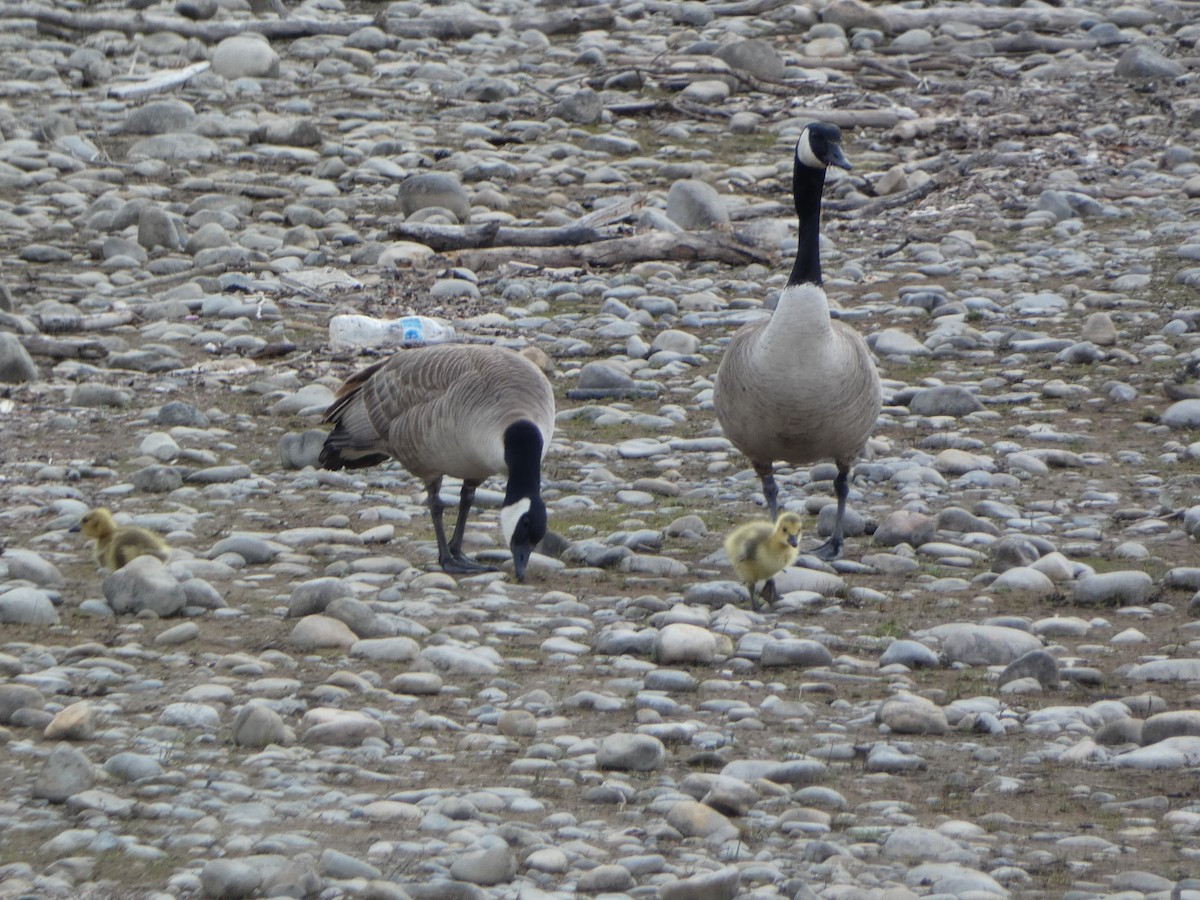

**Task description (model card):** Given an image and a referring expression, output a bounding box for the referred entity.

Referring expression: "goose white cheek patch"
[796,130,824,169]
[500,498,531,547]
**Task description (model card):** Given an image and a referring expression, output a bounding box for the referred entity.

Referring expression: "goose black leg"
[760,578,781,610]
[812,464,848,561]
[756,463,780,520]
[428,478,494,575]
[446,480,496,573]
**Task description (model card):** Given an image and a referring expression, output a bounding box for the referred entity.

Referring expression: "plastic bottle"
[329,314,455,350]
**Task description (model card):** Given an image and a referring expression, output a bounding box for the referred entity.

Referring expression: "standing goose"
[320,344,555,581]
[713,122,882,561]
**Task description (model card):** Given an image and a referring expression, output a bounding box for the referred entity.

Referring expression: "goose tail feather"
[320,366,389,471]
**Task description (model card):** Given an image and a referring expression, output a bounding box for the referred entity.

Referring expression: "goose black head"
[499,496,547,582]
[796,122,852,172]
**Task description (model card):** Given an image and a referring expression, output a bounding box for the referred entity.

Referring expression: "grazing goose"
[724,512,804,611]
[320,344,555,581]
[713,122,882,561]
[72,507,171,570]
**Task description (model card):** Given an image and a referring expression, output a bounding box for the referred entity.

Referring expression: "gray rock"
[0,333,37,383]
[935,624,1042,666]
[1141,711,1200,745]
[32,743,95,802]
[908,386,983,417]
[200,859,262,899]
[290,614,358,650]
[159,400,209,426]
[665,180,729,231]
[552,88,603,124]
[321,848,381,881]
[659,866,740,900]
[577,361,635,391]
[872,328,930,357]
[103,557,186,616]
[0,587,60,625]
[279,429,327,469]
[881,825,965,862]
[324,596,384,638]
[1115,44,1184,80]
[654,623,717,665]
[123,99,198,134]
[998,648,1061,689]
[131,465,183,493]
[137,206,182,250]
[129,133,219,162]
[398,173,471,223]
[992,535,1042,572]
[713,39,783,80]
[1072,570,1153,606]
[0,685,45,724]
[449,845,516,886]
[991,566,1056,597]
[666,800,738,843]
[1127,659,1200,682]
[185,222,231,255]
[211,35,281,79]
[877,694,948,734]
[419,645,499,678]
[103,752,164,783]
[176,0,217,17]
[3,549,64,588]
[879,639,939,669]
[1082,311,1117,346]
[288,577,352,617]
[232,704,293,747]
[351,637,420,662]
[760,639,834,668]
[578,864,635,893]
[597,733,667,771]
[208,534,280,565]
[161,702,221,731]
[1162,399,1200,429]
[873,510,935,547]
[1096,717,1143,746]
[1113,736,1200,769]
[250,117,322,147]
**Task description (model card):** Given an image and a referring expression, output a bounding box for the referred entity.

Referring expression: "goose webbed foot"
[810,536,843,562]
[439,553,498,575]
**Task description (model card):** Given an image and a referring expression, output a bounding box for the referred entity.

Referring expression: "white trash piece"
[329,314,455,350]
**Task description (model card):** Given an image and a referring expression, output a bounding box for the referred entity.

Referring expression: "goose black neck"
[503,420,543,503]
[788,162,828,287]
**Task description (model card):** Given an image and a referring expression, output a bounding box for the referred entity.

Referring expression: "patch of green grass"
[871,619,905,638]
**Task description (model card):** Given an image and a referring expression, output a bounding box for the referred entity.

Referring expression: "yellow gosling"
[724,512,803,611]
[74,507,170,571]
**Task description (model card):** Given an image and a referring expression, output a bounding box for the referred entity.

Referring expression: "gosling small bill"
[724,512,803,611]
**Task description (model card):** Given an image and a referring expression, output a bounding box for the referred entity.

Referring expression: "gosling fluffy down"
[73,507,171,571]
[724,512,803,611]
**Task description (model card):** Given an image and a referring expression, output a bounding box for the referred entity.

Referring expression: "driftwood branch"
[6,3,372,41]
[510,6,615,35]
[19,335,108,360]
[391,221,627,252]
[881,5,1099,33]
[33,310,134,333]
[448,230,769,272]
[109,61,211,100]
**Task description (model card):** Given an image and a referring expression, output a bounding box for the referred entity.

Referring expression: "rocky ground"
[2,0,1200,897]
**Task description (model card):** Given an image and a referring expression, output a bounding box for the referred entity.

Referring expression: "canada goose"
[72,507,171,570]
[713,122,882,560]
[724,512,804,611]
[320,343,555,581]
